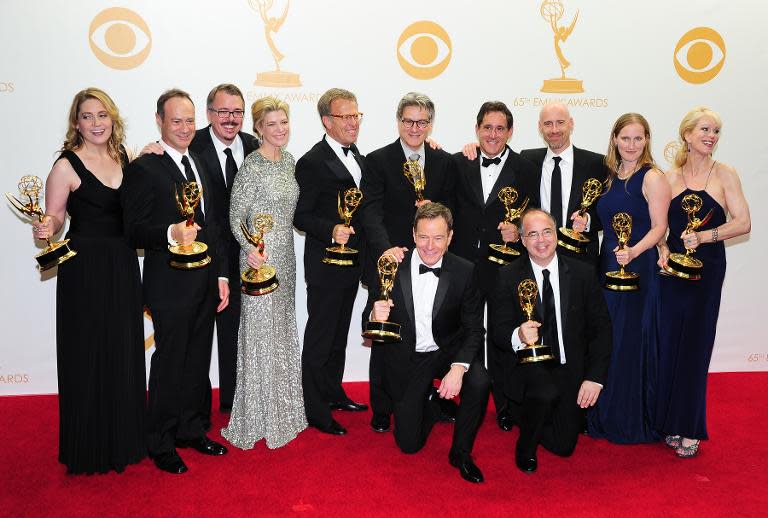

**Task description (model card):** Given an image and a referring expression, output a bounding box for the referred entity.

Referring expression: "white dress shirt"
[511,256,566,364]
[480,146,510,202]
[160,140,205,214]
[400,140,426,171]
[209,127,245,186]
[540,145,574,228]
[325,134,361,187]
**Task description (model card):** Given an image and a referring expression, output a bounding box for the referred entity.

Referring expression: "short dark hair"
[156,88,194,119]
[414,202,453,230]
[206,83,244,109]
[476,101,513,129]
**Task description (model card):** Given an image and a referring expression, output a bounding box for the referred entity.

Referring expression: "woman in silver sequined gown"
[221,97,307,449]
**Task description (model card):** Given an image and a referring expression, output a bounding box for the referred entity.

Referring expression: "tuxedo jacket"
[294,136,368,285]
[361,139,456,261]
[449,146,538,294]
[520,146,608,260]
[122,151,226,310]
[491,254,612,402]
[362,251,485,400]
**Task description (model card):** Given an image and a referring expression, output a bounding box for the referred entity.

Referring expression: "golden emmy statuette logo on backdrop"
[324,188,363,267]
[240,213,279,296]
[168,182,211,269]
[403,158,426,202]
[663,141,681,166]
[674,27,726,84]
[516,279,555,364]
[539,0,584,93]
[250,0,301,87]
[6,175,77,271]
[488,187,529,265]
[362,254,402,343]
[604,212,640,291]
[89,7,151,70]
[557,178,602,254]
[661,194,713,281]
[397,20,452,80]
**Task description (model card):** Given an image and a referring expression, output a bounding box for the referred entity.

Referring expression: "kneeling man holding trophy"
[362,203,490,484]
[492,209,611,474]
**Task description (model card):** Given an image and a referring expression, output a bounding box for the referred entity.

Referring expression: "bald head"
[538,102,574,154]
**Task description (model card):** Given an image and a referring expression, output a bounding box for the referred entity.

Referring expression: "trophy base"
[541,77,584,93]
[323,245,359,267]
[362,321,401,343]
[604,270,640,291]
[254,70,302,87]
[557,227,590,254]
[241,265,279,296]
[36,239,77,271]
[661,253,703,281]
[517,344,555,364]
[487,243,520,265]
[168,241,211,269]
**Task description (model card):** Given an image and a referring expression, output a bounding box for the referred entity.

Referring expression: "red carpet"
[2,373,767,517]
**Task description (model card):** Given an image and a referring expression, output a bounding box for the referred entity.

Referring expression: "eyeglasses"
[328,113,364,122]
[209,108,245,119]
[524,228,555,240]
[479,124,509,134]
[401,118,431,129]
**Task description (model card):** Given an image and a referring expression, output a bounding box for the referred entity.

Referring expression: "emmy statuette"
[604,212,640,291]
[323,187,363,266]
[403,158,426,202]
[6,175,77,271]
[488,186,529,265]
[240,213,279,296]
[661,193,712,280]
[362,254,402,343]
[168,181,211,269]
[516,279,555,364]
[557,178,603,254]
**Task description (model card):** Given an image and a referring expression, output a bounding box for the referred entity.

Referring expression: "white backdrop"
[1,0,766,395]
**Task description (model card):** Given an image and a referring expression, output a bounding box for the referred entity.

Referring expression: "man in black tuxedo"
[520,102,608,264]
[492,209,611,474]
[363,203,490,484]
[122,89,230,474]
[450,101,537,431]
[189,83,259,415]
[361,92,456,433]
[294,88,368,436]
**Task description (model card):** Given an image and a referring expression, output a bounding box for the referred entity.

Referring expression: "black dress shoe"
[370,413,391,433]
[151,450,188,474]
[329,399,369,412]
[497,413,515,432]
[176,436,228,456]
[515,451,537,474]
[449,455,484,483]
[310,419,347,435]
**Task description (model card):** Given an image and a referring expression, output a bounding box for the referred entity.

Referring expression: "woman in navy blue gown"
[655,107,751,457]
[587,113,671,443]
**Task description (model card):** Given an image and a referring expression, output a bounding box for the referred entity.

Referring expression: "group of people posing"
[33,84,750,484]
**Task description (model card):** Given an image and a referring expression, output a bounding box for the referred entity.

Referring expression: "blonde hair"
[674,106,723,168]
[251,96,290,138]
[604,112,656,192]
[62,88,125,163]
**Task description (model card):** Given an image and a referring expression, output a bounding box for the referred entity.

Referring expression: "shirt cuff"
[451,362,469,372]
[584,212,592,233]
[218,277,229,283]
[511,327,525,351]
[167,224,178,247]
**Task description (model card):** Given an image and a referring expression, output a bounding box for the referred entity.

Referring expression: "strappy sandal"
[675,439,700,458]
[665,435,682,448]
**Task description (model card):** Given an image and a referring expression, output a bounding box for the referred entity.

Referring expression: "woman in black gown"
[35,88,146,474]
[656,107,751,458]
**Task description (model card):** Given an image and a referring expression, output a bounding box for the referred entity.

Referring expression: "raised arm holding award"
[362,254,402,343]
[168,181,211,269]
[323,187,363,266]
[516,278,555,364]
[557,178,602,254]
[488,186,529,265]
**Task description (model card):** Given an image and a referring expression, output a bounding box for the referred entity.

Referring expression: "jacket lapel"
[432,254,451,320]
[321,137,356,183]
[487,147,518,208]
[557,255,570,335]
[398,251,416,331]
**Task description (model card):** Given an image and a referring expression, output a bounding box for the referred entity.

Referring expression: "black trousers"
[146,295,216,455]
[392,351,490,461]
[302,272,359,427]
[515,362,583,457]
[213,255,241,410]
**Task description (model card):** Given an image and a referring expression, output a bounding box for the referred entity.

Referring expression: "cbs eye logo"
[397,21,452,80]
[89,7,152,70]
[674,27,725,84]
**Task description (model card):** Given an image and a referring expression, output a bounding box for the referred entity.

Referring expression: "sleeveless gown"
[221,150,307,449]
[587,166,661,443]
[55,150,146,473]
[655,188,726,440]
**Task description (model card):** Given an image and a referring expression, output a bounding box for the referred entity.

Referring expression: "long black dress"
[55,150,146,474]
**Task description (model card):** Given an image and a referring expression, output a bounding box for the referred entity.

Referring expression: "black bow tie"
[419,264,441,277]
[341,146,351,156]
[482,156,501,167]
